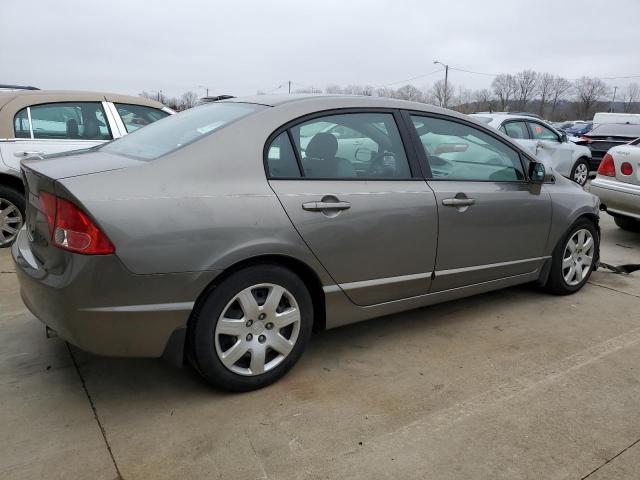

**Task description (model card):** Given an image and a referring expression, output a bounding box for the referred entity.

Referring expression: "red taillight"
[38,192,114,255]
[597,153,616,177]
[621,161,633,175]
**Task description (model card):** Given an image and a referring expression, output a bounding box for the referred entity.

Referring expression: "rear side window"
[411,115,524,182]
[114,103,170,133]
[281,112,411,179]
[267,133,300,178]
[14,108,30,138]
[15,102,112,140]
[528,122,558,141]
[102,102,265,160]
[501,121,529,139]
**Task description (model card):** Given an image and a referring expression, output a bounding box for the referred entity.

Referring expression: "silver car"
[12,95,601,391]
[590,139,640,231]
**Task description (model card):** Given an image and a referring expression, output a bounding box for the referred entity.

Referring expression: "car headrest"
[306,132,338,159]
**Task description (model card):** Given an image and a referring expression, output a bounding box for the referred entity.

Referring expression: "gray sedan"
[13,95,601,391]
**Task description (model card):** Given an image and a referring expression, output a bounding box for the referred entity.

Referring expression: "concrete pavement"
[1,213,639,480]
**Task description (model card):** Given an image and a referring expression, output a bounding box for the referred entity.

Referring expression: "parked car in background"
[13,95,600,391]
[470,113,593,185]
[0,90,173,247]
[590,138,640,232]
[552,121,576,131]
[575,123,640,169]
[565,121,593,137]
[593,112,640,126]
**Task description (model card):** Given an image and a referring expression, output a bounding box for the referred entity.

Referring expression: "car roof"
[222,93,477,121]
[0,90,167,138]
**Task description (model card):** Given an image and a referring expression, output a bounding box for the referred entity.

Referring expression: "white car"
[470,113,593,186]
[0,88,174,247]
[590,139,640,232]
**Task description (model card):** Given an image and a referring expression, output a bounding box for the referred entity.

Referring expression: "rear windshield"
[101,102,266,160]
[589,123,640,137]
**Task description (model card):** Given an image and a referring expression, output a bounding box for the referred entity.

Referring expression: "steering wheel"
[368,151,400,177]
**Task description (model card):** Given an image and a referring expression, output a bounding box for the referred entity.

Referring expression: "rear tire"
[613,215,640,232]
[570,157,590,186]
[544,218,598,295]
[0,185,25,248]
[188,264,313,391]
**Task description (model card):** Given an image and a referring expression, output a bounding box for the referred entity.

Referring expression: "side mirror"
[559,132,567,143]
[529,161,545,184]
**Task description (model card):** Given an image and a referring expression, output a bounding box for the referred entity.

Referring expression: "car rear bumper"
[12,229,219,358]
[590,177,640,219]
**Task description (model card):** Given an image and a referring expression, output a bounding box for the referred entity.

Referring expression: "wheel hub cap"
[562,228,595,286]
[214,283,301,376]
[0,197,23,246]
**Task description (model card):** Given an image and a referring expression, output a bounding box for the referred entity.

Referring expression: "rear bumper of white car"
[591,177,640,219]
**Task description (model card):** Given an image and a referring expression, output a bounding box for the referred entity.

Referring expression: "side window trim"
[286,129,305,177]
[26,107,34,139]
[403,110,529,183]
[104,102,127,138]
[263,108,421,181]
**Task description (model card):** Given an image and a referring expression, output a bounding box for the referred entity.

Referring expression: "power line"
[376,68,444,88]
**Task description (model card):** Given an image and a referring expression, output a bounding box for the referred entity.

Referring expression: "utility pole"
[288,80,291,94]
[433,60,449,108]
[611,86,618,112]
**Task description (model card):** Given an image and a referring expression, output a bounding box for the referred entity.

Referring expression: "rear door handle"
[302,201,351,211]
[442,198,475,207]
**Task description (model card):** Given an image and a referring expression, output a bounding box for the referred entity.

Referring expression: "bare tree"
[491,74,517,110]
[536,72,554,116]
[573,76,609,118]
[395,84,425,102]
[325,84,343,94]
[432,79,455,107]
[514,70,538,110]
[293,86,323,94]
[179,90,199,110]
[473,89,492,111]
[622,83,640,113]
[549,76,573,117]
[374,87,397,99]
[455,87,473,113]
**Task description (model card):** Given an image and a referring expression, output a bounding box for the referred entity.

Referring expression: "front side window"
[18,102,112,140]
[528,122,558,141]
[286,112,411,179]
[411,115,524,182]
[102,102,265,160]
[500,121,530,139]
[114,103,170,133]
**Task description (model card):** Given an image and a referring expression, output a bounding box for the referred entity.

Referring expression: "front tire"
[613,215,640,232]
[0,186,25,248]
[188,265,313,391]
[544,218,598,295]
[570,158,590,186]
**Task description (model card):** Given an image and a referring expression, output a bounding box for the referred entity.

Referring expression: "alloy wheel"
[573,163,588,186]
[214,283,301,376]
[562,228,595,286]
[0,197,23,246]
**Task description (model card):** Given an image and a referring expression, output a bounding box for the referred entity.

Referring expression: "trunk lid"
[20,150,139,266]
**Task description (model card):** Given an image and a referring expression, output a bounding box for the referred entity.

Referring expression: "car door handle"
[14,151,44,158]
[442,198,475,207]
[302,201,351,211]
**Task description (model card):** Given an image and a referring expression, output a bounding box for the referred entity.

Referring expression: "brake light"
[38,192,114,254]
[621,162,633,175]
[597,153,616,177]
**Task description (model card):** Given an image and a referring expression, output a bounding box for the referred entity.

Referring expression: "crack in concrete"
[588,280,640,299]
[66,344,124,480]
[579,436,640,479]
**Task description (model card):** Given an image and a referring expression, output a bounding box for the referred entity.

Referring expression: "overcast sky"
[2,0,640,98]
